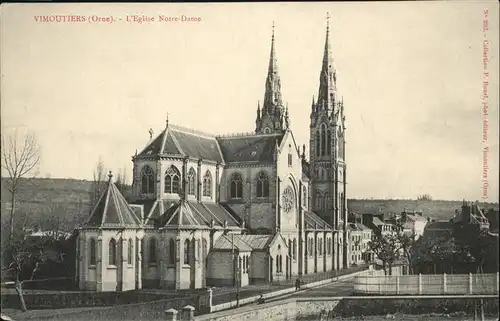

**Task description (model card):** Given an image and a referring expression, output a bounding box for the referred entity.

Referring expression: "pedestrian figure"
[258,294,265,304]
[295,277,301,290]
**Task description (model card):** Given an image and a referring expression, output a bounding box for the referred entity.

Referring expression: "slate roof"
[425,220,453,230]
[355,223,371,230]
[82,179,141,228]
[216,133,283,163]
[145,200,243,229]
[406,214,427,222]
[237,234,274,250]
[213,234,253,252]
[347,222,371,231]
[372,217,386,226]
[138,125,224,163]
[304,211,332,230]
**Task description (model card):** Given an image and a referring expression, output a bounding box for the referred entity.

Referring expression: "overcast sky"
[1,2,499,202]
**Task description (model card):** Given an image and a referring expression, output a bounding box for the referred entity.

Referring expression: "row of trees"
[367,221,497,275]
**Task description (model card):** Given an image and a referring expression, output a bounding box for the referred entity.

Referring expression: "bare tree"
[4,228,47,312]
[115,167,127,193]
[89,157,107,213]
[1,130,41,241]
[38,203,68,242]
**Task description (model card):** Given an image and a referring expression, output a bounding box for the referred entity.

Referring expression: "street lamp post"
[232,234,240,308]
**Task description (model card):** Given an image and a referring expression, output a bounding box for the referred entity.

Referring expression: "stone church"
[75,18,349,291]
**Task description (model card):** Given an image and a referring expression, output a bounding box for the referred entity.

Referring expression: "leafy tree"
[368,232,401,275]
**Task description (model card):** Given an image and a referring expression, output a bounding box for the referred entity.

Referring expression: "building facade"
[347,223,372,265]
[76,18,350,291]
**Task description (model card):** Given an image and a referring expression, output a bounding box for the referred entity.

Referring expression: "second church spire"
[316,12,337,112]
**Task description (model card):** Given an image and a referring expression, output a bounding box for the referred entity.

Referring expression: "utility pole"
[232,234,240,307]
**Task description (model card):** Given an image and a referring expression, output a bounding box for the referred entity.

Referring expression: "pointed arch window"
[148,238,157,264]
[184,239,190,265]
[165,165,181,194]
[324,191,330,210]
[318,239,323,256]
[202,170,212,197]
[187,167,196,196]
[288,144,293,167]
[316,191,323,211]
[141,166,155,194]
[315,132,321,157]
[320,123,327,156]
[108,238,117,266]
[256,171,269,198]
[127,238,133,265]
[326,130,332,156]
[168,239,175,265]
[229,172,243,199]
[89,238,96,266]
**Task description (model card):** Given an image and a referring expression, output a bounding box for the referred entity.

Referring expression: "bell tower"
[309,13,349,269]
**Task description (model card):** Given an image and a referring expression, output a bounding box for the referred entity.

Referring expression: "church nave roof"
[216,133,284,163]
[137,124,224,163]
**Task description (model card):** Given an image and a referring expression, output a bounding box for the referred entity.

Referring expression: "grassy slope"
[1,177,498,232]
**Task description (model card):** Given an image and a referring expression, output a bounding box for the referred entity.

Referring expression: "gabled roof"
[145,200,243,229]
[137,125,224,163]
[304,211,332,230]
[267,233,289,250]
[216,133,283,163]
[236,234,274,250]
[213,234,252,252]
[82,178,141,229]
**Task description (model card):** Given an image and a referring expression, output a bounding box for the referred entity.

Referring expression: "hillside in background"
[347,198,498,220]
[1,177,498,232]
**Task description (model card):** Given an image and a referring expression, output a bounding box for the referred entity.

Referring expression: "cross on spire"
[166,112,170,128]
[108,171,113,182]
[326,12,330,31]
[272,21,275,39]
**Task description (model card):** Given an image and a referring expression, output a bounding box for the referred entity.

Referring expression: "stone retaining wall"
[195,296,499,321]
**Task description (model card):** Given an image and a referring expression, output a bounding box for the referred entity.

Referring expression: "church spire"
[256,22,286,134]
[263,21,283,114]
[317,12,337,112]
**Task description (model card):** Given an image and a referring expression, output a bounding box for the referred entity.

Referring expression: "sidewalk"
[211,265,370,307]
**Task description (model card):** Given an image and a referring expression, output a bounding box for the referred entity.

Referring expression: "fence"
[353,273,500,295]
